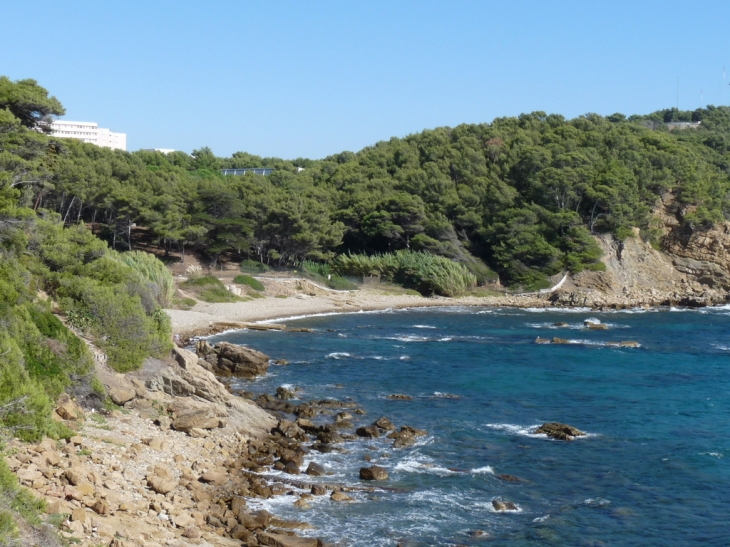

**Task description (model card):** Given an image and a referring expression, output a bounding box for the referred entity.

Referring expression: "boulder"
[305,462,325,477]
[330,491,354,502]
[534,422,585,441]
[386,394,413,401]
[374,417,395,431]
[276,420,306,440]
[360,466,388,481]
[276,386,297,400]
[64,467,88,486]
[147,475,177,494]
[356,425,380,438]
[535,337,550,344]
[196,340,270,378]
[492,499,518,512]
[109,388,136,406]
[169,399,226,433]
[199,471,228,485]
[257,531,319,547]
[552,337,571,344]
[55,393,81,420]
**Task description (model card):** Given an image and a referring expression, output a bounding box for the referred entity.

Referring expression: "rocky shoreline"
[11,334,448,547]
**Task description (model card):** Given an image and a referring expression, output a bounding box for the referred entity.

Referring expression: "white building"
[141,148,176,154]
[50,120,127,151]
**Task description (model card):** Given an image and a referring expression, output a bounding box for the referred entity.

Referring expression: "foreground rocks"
[196,339,270,378]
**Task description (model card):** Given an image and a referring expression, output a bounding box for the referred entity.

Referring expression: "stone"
[360,466,388,481]
[56,393,81,420]
[283,461,300,475]
[374,416,396,430]
[147,475,177,494]
[173,512,193,528]
[77,483,95,496]
[109,388,136,405]
[534,422,585,441]
[199,471,228,485]
[196,340,270,378]
[154,465,175,481]
[305,462,325,477]
[258,531,319,547]
[355,425,380,438]
[330,491,354,502]
[492,499,518,511]
[276,386,297,400]
[311,485,327,496]
[277,420,306,440]
[552,337,570,344]
[64,467,87,486]
[496,474,524,483]
[92,499,110,515]
[386,394,413,401]
[535,337,551,344]
[169,399,225,432]
[182,526,201,539]
[71,507,88,522]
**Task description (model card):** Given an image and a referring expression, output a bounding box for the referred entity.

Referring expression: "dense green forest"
[5,77,730,290]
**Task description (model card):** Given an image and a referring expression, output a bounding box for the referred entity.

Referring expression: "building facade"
[50,120,127,151]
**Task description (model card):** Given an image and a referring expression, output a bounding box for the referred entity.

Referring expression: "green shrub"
[332,251,477,296]
[108,250,175,308]
[233,274,265,291]
[300,261,359,291]
[240,259,270,274]
[180,276,240,303]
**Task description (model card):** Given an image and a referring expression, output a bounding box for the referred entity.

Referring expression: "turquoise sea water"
[208,306,730,546]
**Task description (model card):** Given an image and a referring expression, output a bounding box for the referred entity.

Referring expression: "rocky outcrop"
[196,340,270,378]
[534,422,585,441]
[146,347,277,438]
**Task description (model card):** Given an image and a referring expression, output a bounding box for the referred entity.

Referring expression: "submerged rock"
[534,422,585,441]
[386,394,413,401]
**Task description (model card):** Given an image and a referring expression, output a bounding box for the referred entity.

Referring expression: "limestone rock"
[109,388,136,405]
[147,475,177,494]
[330,491,353,502]
[374,416,395,430]
[355,425,380,438]
[359,466,388,481]
[196,340,270,378]
[257,531,319,547]
[56,393,81,420]
[534,422,585,441]
[492,499,518,511]
[305,462,325,477]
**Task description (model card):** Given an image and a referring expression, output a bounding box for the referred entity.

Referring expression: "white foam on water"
[399,355,411,360]
[701,452,724,458]
[534,514,550,522]
[337,333,347,338]
[712,344,730,351]
[413,325,437,329]
[584,317,601,324]
[485,423,544,438]
[325,352,351,359]
[438,337,453,342]
[384,335,432,342]
[432,391,462,399]
[470,466,494,474]
[582,497,611,507]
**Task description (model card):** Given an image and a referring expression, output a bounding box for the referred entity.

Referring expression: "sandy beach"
[164,280,538,338]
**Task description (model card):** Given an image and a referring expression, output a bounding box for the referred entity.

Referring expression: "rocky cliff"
[552,199,730,308]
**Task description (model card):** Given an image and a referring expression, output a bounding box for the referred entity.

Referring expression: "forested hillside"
[3,76,730,293]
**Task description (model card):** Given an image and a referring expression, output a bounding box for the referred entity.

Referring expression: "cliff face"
[554,205,730,307]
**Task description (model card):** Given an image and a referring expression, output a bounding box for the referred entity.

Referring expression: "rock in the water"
[356,425,380,438]
[386,394,413,401]
[276,386,297,399]
[374,416,396,430]
[360,466,388,481]
[534,422,585,440]
[535,337,550,344]
[330,491,354,502]
[586,322,608,330]
[305,462,325,477]
[553,322,569,327]
[552,337,570,344]
[492,499,518,511]
[496,474,524,483]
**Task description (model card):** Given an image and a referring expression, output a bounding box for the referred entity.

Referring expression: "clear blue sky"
[3,1,730,159]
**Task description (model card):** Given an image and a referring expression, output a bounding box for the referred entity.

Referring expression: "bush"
[233,274,265,291]
[180,276,240,303]
[300,260,359,291]
[332,251,477,296]
[240,259,270,274]
[108,250,175,308]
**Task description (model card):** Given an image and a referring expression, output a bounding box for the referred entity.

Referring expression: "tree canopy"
[0,76,65,132]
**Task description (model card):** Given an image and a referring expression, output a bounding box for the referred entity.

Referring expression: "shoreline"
[164,287,730,340]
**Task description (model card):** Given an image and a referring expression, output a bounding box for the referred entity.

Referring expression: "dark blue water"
[208,306,730,546]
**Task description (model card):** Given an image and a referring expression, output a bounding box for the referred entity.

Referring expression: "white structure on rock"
[50,120,127,151]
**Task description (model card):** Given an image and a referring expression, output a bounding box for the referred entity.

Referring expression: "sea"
[206,306,730,546]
